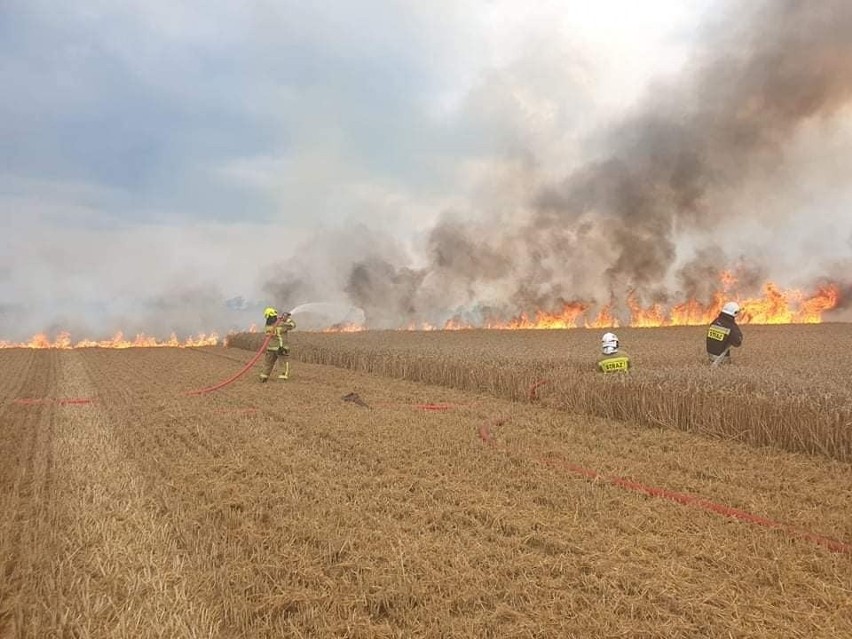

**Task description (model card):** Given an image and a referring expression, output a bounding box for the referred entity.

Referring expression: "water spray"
[288,302,366,328]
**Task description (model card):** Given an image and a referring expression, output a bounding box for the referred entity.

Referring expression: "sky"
[2,0,850,338]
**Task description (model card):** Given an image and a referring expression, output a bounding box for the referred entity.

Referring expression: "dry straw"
[229,325,852,461]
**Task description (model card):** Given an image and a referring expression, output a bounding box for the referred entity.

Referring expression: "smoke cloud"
[265,0,852,327]
[4,1,851,338]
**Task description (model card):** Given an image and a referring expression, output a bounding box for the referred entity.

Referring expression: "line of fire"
[1,272,841,348]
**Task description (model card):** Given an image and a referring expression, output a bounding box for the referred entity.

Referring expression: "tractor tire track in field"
[0,350,56,638]
[0,350,35,409]
[2,350,220,638]
[76,350,359,635]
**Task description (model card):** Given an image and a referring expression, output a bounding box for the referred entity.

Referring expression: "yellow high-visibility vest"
[597,354,630,373]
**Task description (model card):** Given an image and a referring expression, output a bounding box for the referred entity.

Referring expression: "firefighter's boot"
[278,362,290,380]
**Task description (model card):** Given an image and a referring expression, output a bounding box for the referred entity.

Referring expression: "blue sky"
[2,0,849,337]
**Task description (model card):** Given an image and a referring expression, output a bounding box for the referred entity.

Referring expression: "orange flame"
[0,331,220,349]
[319,276,841,332]
[323,322,367,333]
[498,280,840,330]
[719,270,737,291]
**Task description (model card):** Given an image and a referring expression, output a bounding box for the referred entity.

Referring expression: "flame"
[4,276,838,343]
[323,322,367,333]
[586,304,619,330]
[719,270,737,291]
[318,275,841,332]
[0,331,220,349]
[505,280,839,330]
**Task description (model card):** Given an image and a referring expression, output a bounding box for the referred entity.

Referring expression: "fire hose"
[9,323,278,405]
[181,342,268,396]
[183,315,287,396]
[477,419,851,555]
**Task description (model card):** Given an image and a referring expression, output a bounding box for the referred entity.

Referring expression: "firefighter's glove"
[277,346,285,355]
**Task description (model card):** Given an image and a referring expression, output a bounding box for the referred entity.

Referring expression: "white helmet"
[721,301,740,317]
[601,332,619,355]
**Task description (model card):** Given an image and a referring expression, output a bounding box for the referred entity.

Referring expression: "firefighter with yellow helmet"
[260,307,296,382]
[597,332,631,373]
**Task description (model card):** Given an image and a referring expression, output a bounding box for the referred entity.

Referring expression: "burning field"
[4,271,836,349]
[327,276,843,331]
[1,325,850,638]
[0,331,220,349]
[2,0,851,634]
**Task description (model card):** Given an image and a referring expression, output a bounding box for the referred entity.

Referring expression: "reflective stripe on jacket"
[597,353,630,373]
[706,313,742,356]
[265,318,296,351]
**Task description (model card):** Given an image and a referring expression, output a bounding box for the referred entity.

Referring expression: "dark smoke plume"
[345,258,426,328]
[266,0,852,327]
[529,0,852,295]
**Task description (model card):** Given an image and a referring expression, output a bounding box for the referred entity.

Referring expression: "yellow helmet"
[263,307,278,319]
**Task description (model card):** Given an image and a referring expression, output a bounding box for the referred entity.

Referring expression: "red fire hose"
[478,419,851,555]
[183,318,281,396]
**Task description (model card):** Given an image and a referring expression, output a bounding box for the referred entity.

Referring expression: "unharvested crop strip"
[528,379,549,401]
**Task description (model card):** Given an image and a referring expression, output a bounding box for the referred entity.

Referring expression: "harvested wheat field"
[1,334,850,638]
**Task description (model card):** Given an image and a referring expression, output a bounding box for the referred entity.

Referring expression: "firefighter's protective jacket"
[265,317,296,352]
[706,313,742,357]
[597,351,631,373]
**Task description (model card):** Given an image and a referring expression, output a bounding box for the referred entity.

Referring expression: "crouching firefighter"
[260,307,296,382]
[706,301,743,365]
[597,332,631,373]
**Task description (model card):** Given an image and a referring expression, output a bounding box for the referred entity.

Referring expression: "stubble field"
[1,325,851,638]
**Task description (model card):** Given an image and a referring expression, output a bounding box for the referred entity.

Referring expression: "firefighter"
[706,301,743,364]
[597,332,631,373]
[260,307,296,382]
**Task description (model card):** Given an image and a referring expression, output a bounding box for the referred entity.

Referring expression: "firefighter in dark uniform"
[597,332,631,373]
[260,307,296,382]
[706,301,743,364]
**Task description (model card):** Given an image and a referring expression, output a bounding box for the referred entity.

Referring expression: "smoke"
[344,259,425,328]
[262,223,420,328]
[0,206,278,341]
[0,285,256,343]
[824,232,852,318]
[488,0,852,305]
[264,0,852,327]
